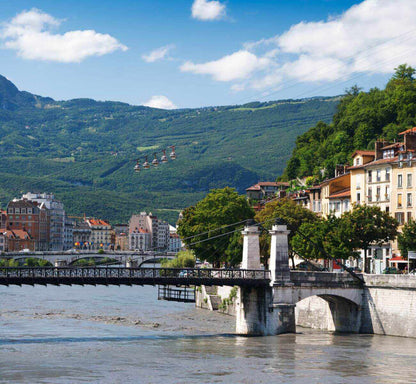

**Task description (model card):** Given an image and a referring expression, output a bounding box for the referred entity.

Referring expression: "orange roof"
[328,188,351,199]
[246,185,261,191]
[399,127,416,135]
[351,150,375,158]
[0,228,32,239]
[381,142,403,150]
[87,219,110,227]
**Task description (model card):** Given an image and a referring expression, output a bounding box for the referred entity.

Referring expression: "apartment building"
[320,172,351,218]
[129,228,151,251]
[22,193,65,251]
[86,218,113,250]
[6,199,50,250]
[128,212,170,251]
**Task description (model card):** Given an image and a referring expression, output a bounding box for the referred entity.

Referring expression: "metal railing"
[0,267,270,284]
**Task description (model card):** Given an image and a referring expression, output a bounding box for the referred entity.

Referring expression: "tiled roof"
[87,219,111,227]
[381,142,403,150]
[0,228,32,239]
[351,150,375,158]
[246,185,261,191]
[258,181,288,187]
[399,127,416,135]
[328,188,351,199]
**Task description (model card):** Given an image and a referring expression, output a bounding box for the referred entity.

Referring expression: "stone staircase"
[204,286,221,310]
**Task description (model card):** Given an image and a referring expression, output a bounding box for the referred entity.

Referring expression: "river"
[1,284,415,384]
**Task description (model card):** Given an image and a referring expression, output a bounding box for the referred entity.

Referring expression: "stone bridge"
[1,252,176,267]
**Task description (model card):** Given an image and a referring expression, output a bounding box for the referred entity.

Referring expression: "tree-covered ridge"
[0,75,338,223]
[282,65,416,180]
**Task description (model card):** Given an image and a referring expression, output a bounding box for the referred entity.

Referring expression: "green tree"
[177,187,254,266]
[398,219,416,258]
[255,198,318,266]
[291,215,359,261]
[342,204,398,273]
[161,250,196,268]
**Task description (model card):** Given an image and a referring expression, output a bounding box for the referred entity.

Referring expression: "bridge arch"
[294,291,362,333]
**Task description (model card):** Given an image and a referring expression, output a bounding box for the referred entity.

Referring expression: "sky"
[1,0,416,109]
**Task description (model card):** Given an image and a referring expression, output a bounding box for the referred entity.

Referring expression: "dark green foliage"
[0,74,337,224]
[177,187,254,266]
[282,65,416,180]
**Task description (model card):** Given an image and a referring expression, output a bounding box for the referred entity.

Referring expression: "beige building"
[320,172,351,218]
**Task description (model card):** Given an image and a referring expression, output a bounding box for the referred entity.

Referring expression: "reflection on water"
[1,285,415,384]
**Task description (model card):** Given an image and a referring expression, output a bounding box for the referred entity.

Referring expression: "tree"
[161,250,196,268]
[255,198,318,266]
[392,64,416,82]
[398,219,416,258]
[342,204,398,273]
[177,187,254,266]
[291,215,359,262]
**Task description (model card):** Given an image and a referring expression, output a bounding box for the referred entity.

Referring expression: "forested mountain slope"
[0,74,338,223]
[282,65,416,181]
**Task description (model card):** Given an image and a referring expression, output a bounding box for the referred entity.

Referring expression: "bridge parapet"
[290,271,363,288]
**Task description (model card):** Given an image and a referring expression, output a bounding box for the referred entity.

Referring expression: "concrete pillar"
[269,224,291,285]
[236,287,296,335]
[241,224,261,270]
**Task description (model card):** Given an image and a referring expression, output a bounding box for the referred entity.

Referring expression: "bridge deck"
[0,267,270,287]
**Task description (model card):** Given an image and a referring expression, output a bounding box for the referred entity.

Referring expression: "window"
[398,193,403,208]
[386,168,390,182]
[368,170,372,183]
[407,193,412,207]
[368,187,372,202]
[376,170,381,182]
[344,200,349,211]
[8,208,13,214]
[385,186,390,201]
[15,208,20,214]
[408,174,413,188]
[398,174,403,188]
[27,208,32,214]
[356,178,361,190]
[386,206,390,213]
[376,186,381,201]
[357,192,361,203]
[407,212,412,223]
[395,212,405,225]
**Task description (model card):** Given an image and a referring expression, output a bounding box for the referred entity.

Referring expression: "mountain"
[0,74,339,223]
[281,65,416,181]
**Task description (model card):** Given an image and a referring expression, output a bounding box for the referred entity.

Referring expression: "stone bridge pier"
[236,223,363,336]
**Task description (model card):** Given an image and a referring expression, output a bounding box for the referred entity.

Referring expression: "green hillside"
[0,74,338,223]
[282,65,416,181]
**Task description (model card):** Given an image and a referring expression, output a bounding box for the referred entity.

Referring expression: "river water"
[1,284,415,384]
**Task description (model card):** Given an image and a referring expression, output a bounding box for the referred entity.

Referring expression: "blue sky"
[1,0,415,108]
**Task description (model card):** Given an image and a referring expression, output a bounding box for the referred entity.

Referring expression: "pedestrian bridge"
[0,267,271,288]
[1,252,176,267]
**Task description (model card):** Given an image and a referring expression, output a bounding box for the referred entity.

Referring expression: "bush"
[161,250,196,268]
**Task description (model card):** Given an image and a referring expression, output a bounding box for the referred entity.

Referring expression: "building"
[128,212,170,251]
[115,232,129,251]
[86,219,113,250]
[64,216,74,250]
[22,193,65,251]
[246,181,289,200]
[169,232,182,253]
[73,221,92,249]
[129,228,151,251]
[0,228,36,252]
[6,199,50,250]
[320,172,351,218]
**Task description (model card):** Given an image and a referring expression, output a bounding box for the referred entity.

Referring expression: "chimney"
[404,131,416,151]
[375,140,389,160]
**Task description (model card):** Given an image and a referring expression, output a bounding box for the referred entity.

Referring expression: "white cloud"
[1,8,127,63]
[180,50,271,82]
[144,95,177,110]
[142,44,175,63]
[183,0,416,92]
[191,0,226,21]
